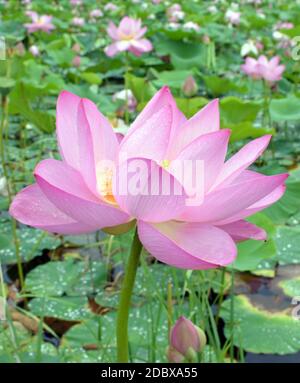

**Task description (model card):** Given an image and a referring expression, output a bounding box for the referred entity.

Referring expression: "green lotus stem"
[124,51,130,125]
[0,95,25,292]
[116,228,142,362]
[229,267,235,362]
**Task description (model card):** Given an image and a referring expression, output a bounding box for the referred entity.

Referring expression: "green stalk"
[229,267,235,362]
[0,95,25,291]
[124,51,130,125]
[116,228,142,362]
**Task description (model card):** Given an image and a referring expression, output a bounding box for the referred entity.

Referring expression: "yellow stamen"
[96,164,116,205]
[119,32,135,41]
[161,159,171,169]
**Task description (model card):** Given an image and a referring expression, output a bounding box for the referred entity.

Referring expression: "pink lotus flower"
[225,9,241,26]
[24,11,55,34]
[72,17,84,27]
[242,55,285,83]
[167,317,206,362]
[275,21,294,30]
[10,87,287,270]
[104,3,118,12]
[166,4,185,22]
[90,9,103,19]
[105,17,152,57]
[72,55,81,67]
[113,89,137,112]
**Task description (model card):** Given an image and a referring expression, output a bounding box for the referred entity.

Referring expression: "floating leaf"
[28,296,92,321]
[0,226,60,265]
[270,97,300,122]
[221,295,300,354]
[275,226,300,266]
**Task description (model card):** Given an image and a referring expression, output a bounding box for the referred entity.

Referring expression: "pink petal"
[77,99,97,195]
[218,220,267,242]
[56,91,81,170]
[116,133,124,143]
[78,97,119,195]
[180,172,288,223]
[211,135,272,190]
[113,158,187,222]
[107,21,119,40]
[119,16,134,35]
[169,99,220,158]
[104,43,119,57]
[9,184,96,234]
[258,55,268,66]
[115,40,131,51]
[130,38,152,53]
[170,129,230,194]
[34,159,130,228]
[138,221,237,268]
[217,184,286,224]
[119,104,172,161]
[171,317,201,355]
[135,26,147,39]
[123,87,186,160]
[269,56,280,68]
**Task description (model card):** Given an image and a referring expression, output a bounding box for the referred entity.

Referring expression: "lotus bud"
[182,76,198,97]
[167,316,206,362]
[202,35,211,44]
[166,346,185,363]
[72,43,81,53]
[72,55,81,67]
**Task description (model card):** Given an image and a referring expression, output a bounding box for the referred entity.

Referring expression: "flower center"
[161,159,171,169]
[120,32,135,41]
[96,164,116,205]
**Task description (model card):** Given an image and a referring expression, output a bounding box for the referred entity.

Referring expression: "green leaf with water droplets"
[221,295,300,354]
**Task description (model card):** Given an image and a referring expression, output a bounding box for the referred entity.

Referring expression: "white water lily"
[241,40,258,57]
[183,21,200,32]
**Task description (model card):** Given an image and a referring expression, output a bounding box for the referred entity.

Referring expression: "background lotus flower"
[90,9,103,19]
[167,316,206,362]
[257,55,285,82]
[24,11,55,33]
[113,89,137,112]
[10,87,287,270]
[242,55,285,82]
[182,76,198,97]
[225,9,241,26]
[240,40,258,57]
[29,45,39,56]
[104,17,152,57]
[104,3,119,12]
[72,17,84,27]
[166,4,185,22]
[72,55,81,67]
[183,21,200,32]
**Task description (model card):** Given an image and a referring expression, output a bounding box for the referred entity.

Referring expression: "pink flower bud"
[166,346,185,363]
[168,316,206,362]
[182,76,198,97]
[72,55,81,67]
[202,35,211,44]
[72,43,81,53]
